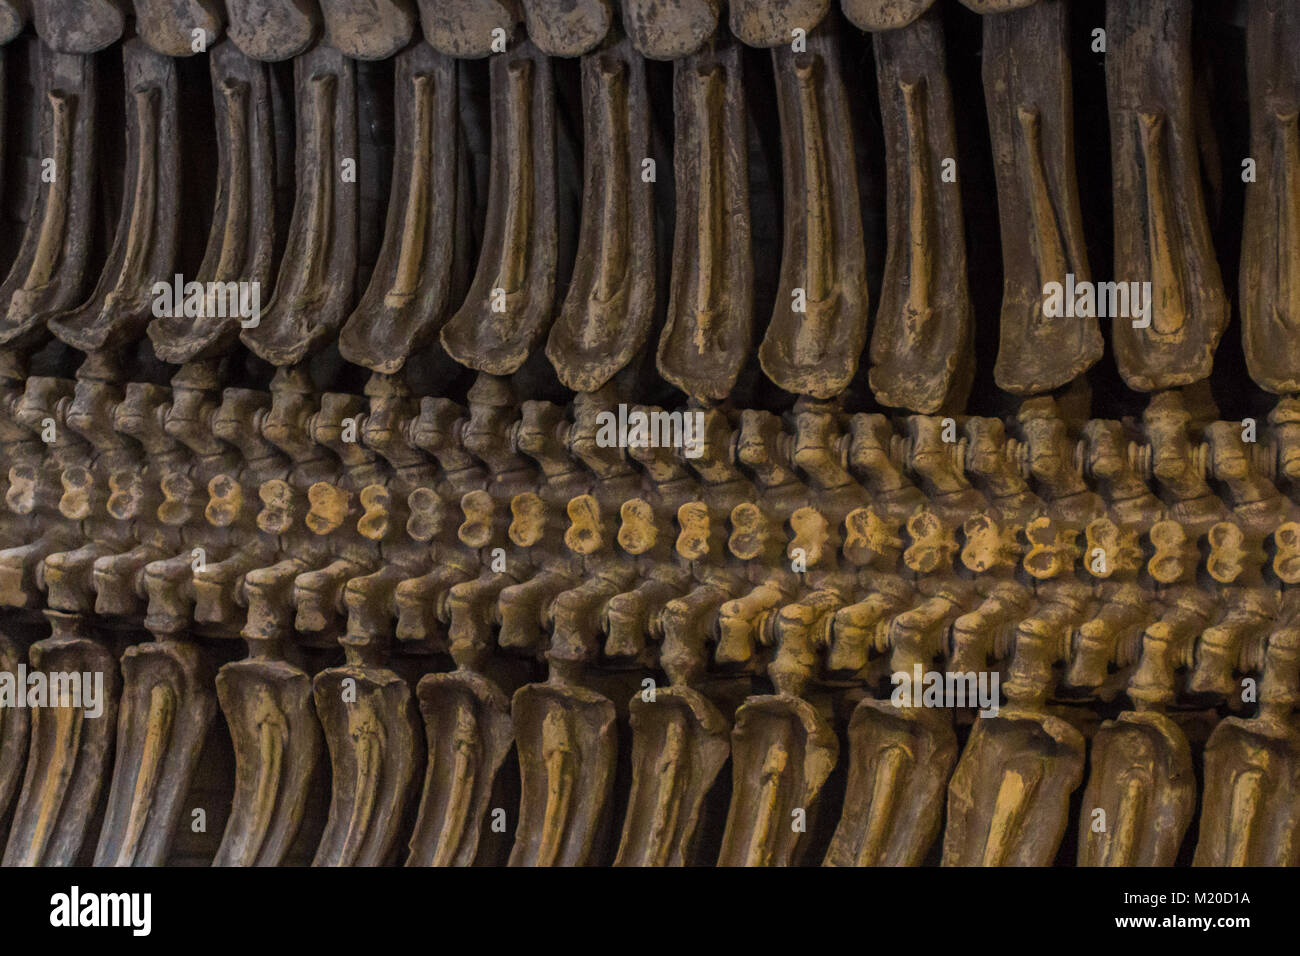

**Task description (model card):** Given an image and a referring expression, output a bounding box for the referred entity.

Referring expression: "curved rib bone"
[340,45,462,375]
[1106,0,1227,391]
[615,687,729,867]
[0,46,97,349]
[509,682,616,866]
[657,37,753,402]
[94,636,214,866]
[214,558,324,867]
[407,671,513,867]
[49,40,179,353]
[149,42,279,363]
[868,8,973,413]
[716,694,837,866]
[2,613,119,866]
[546,37,655,392]
[441,43,557,375]
[983,0,1100,394]
[243,46,358,367]
[758,20,868,400]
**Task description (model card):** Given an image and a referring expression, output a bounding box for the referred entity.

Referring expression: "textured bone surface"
[0,0,1292,873]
